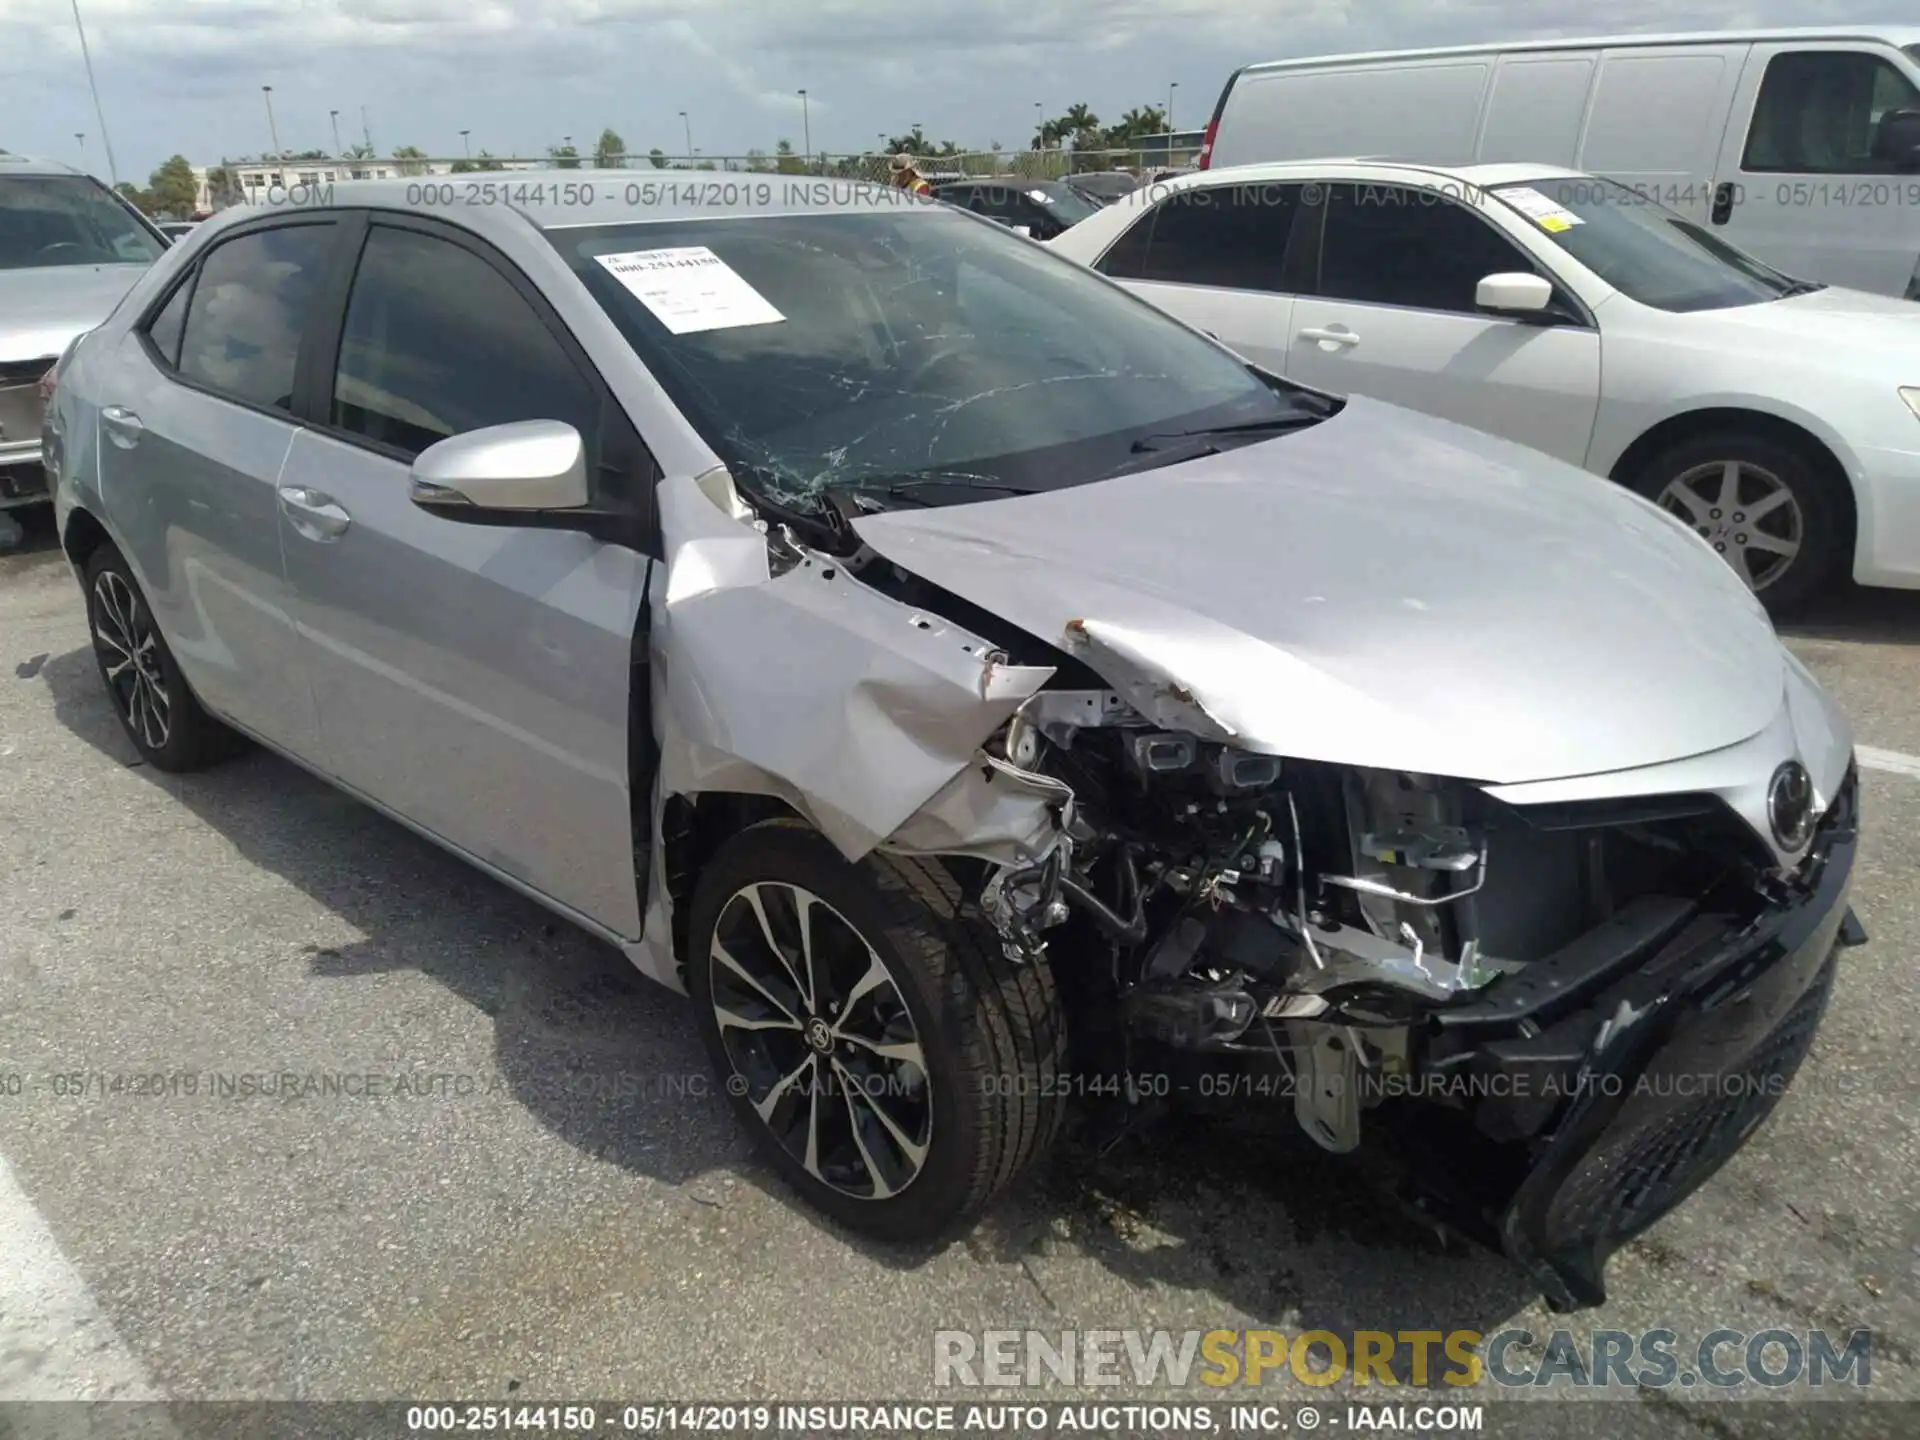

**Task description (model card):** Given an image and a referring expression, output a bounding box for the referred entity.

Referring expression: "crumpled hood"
[0,264,148,362]
[851,396,1788,785]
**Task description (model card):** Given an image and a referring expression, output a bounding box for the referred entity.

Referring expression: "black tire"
[688,820,1067,1242]
[1626,431,1848,617]
[83,543,241,771]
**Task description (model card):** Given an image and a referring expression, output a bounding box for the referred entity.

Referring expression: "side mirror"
[410,420,589,513]
[1871,107,1920,172]
[1476,271,1555,318]
[1010,224,1034,238]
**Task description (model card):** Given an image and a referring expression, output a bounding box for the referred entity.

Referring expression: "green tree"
[774,138,806,175]
[450,159,475,173]
[347,142,375,160]
[114,181,152,212]
[1099,105,1167,149]
[885,128,929,156]
[647,147,667,169]
[550,142,581,170]
[141,155,199,217]
[390,145,430,176]
[474,149,504,172]
[594,128,626,168]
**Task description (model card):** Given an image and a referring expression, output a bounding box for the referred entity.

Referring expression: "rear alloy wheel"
[84,544,239,771]
[689,821,1066,1241]
[1631,433,1846,616]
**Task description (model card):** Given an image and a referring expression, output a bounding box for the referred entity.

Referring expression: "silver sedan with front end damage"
[45,176,1863,1312]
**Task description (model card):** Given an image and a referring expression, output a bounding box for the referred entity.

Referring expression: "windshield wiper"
[1130,412,1326,454]
[1776,279,1827,297]
[826,471,1038,507]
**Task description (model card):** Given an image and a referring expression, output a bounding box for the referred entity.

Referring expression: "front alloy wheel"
[708,880,933,1200]
[1631,431,1847,617]
[1655,459,1802,593]
[688,821,1068,1242]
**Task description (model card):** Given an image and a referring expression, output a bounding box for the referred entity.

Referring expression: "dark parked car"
[1066,170,1143,206]
[931,178,1100,239]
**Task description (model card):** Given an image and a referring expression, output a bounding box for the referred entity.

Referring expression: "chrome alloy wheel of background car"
[91,569,171,750]
[1656,460,1804,592]
[707,881,932,1200]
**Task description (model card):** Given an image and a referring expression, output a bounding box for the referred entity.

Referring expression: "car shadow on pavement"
[39,642,1537,1352]
[1779,583,1920,645]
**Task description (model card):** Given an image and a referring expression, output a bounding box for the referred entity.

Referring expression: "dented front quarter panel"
[630,471,1058,989]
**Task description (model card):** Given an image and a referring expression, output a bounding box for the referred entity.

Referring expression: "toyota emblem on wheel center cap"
[1767,760,1815,851]
[804,1017,835,1054]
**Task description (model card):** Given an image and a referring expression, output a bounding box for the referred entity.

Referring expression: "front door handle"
[101,406,143,448]
[1299,325,1360,350]
[278,485,352,541]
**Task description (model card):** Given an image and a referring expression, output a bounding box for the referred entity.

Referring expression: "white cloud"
[1,0,1885,181]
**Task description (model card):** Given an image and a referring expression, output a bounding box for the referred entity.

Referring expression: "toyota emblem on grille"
[1767,760,1815,850]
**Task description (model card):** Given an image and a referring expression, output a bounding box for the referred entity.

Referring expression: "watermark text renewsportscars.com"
[933,1327,1873,1390]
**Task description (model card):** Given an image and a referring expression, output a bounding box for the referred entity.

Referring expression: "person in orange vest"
[889,153,933,196]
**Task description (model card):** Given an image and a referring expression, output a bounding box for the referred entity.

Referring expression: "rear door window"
[1096,182,1299,292]
[174,222,336,411]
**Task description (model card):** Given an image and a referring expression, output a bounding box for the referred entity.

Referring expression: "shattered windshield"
[0,175,166,270]
[546,207,1324,508]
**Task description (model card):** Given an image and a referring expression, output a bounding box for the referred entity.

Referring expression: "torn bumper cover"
[1404,764,1862,1312]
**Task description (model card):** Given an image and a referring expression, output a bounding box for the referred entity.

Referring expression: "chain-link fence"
[260,147,1198,184]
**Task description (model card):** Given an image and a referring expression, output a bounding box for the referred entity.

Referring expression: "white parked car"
[1048,159,1920,612]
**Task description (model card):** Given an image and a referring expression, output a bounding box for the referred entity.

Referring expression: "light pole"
[262,85,283,161]
[360,105,373,153]
[798,89,811,166]
[69,1,120,187]
[460,129,471,158]
[329,109,342,155]
[1167,81,1177,133]
[1033,100,1044,149]
[679,111,693,160]
[75,132,85,158]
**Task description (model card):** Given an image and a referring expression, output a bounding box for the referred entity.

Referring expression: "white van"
[1197,27,1920,298]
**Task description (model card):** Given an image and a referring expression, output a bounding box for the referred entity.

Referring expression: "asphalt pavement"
[2,502,1917,1437]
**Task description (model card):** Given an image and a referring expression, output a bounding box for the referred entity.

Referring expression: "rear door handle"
[1299,325,1360,349]
[101,406,143,448]
[278,485,352,541]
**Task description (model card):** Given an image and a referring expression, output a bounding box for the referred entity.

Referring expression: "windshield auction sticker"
[593,246,786,334]
[1496,185,1584,232]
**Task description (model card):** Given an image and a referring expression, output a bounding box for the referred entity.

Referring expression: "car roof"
[267,172,948,237]
[1177,158,1584,189]
[1235,25,1920,75]
[0,154,93,179]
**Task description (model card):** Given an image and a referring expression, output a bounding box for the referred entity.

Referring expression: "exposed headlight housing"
[1902,386,1920,422]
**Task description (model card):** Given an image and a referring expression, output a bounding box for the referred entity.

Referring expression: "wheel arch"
[1606,406,1860,571]
[61,504,113,572]
[659,790,811,973]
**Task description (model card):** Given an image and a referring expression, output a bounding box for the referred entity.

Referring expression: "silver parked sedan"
[46,176,1863,1310]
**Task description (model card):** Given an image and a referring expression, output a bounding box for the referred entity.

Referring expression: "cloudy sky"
[0,0,1880,182]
